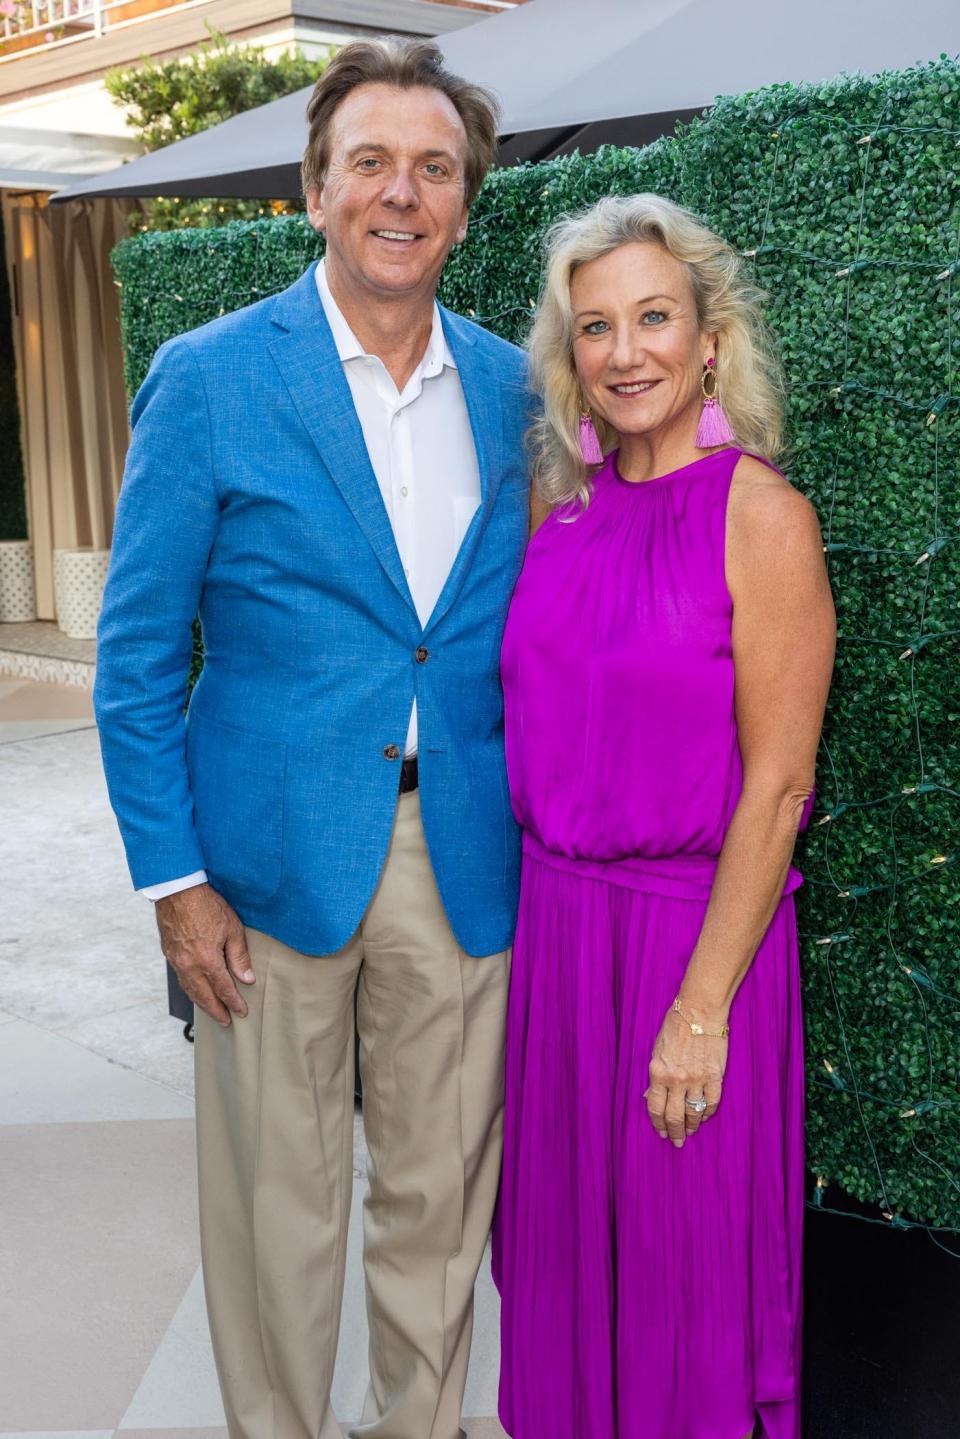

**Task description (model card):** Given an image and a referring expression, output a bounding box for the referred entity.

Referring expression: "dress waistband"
[521,832,803,903]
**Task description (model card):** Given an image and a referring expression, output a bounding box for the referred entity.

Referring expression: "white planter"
[0,540,36,622]
[53,547,110,640]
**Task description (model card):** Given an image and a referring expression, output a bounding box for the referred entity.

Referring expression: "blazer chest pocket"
[186,712,286,902]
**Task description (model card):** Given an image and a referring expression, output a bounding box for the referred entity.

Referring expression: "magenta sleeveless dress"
[492,447,808,1439]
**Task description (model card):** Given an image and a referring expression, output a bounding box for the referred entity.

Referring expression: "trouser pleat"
[196,791,508,1439]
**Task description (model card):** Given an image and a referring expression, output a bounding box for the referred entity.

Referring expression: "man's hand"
[155,884,254,1026]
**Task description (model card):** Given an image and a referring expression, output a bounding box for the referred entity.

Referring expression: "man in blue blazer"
[95,38,529,1439]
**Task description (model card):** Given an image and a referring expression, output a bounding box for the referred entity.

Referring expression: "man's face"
[307,82,471,303]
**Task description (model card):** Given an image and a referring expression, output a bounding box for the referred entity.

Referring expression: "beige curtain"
[1,192,137,619]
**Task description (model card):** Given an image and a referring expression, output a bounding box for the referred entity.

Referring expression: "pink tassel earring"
[579,411,604,465]
[695,358,735,448]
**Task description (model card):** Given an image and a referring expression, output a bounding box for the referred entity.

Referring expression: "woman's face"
[570,240,713,444]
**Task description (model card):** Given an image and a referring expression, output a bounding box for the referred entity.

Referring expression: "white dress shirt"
[142,259,481,901]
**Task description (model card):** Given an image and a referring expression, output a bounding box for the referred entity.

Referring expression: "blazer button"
[383,744,401,761]
[415,646,429,664]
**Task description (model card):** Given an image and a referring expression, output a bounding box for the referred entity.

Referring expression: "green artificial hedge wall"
[113,56,960,1230]
[0,221,27,540]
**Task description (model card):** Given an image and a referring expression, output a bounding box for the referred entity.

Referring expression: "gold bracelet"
[672,996,730,1039]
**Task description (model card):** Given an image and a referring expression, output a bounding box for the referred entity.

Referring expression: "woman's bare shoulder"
[727,453,821,552]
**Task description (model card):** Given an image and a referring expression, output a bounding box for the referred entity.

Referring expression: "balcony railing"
[0,0,208,61]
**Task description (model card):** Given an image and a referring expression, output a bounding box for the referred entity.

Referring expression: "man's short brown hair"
[301,37,501,207]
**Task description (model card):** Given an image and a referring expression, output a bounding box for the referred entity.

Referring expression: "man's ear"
[305,184,325,234]
[455,204,469,246]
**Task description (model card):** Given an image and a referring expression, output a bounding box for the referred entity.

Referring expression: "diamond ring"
[684,1096,707,1114]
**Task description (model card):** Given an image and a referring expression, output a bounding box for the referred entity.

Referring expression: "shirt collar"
[315,257,456,374]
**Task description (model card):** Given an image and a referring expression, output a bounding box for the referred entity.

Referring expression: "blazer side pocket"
[186,712,286,902]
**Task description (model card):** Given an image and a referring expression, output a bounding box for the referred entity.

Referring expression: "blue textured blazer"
[94,262,531,957]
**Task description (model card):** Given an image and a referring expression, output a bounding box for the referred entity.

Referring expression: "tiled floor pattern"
[1,706,508,1439]
[0,621,96,688]
[0,620,97,661]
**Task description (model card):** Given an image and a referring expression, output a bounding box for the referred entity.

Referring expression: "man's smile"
[371,228,422,244]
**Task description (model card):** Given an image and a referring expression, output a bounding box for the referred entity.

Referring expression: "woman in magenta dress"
[493,195,836,1439]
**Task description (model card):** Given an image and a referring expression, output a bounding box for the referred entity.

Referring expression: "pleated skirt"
[492,843,805,1439]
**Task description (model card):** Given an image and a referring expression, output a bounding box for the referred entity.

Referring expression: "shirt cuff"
[140,871,208,902]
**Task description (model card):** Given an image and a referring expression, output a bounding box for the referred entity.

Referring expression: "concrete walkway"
[0,680,506,1438]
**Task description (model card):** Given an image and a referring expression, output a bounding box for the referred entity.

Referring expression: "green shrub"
[114,55,960,1229]
[105,26,329,232]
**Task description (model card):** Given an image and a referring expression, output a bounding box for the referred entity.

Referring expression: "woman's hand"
[644,1003,728,1148]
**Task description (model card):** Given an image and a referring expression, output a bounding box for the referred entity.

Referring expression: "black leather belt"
[399,754,419,793]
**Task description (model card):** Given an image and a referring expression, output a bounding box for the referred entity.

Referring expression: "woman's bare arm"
[645,456,836,1145]
[681,458,835,1012]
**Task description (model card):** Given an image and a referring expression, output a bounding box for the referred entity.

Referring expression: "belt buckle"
[399,755,419,794]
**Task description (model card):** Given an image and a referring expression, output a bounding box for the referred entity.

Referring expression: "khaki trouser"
[194,789,509,1439]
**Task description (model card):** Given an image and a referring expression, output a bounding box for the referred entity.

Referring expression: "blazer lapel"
[267,265,414,611]
[424,307,505,634]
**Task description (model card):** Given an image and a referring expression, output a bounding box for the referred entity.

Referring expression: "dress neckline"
[610,445,740,490]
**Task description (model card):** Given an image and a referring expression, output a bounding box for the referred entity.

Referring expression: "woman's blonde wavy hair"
[528,193,787,506]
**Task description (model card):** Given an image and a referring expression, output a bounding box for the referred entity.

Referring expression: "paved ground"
[0,678,506,1439]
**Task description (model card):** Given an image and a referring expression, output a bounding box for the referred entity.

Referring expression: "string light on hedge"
[901,1102,939,1118]
[742,241,952,274]
[811,1192,960,1236]
[834,259,873,277]
[817,802,849,824]
[915,539,950,564]
[812,1066,959,1111]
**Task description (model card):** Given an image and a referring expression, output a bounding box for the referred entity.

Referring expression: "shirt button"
[415,646,429,664]
[401,486,409,497]
[383,744,401,761]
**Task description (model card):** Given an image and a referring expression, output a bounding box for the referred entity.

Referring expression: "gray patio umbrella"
[51,0,960,202]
